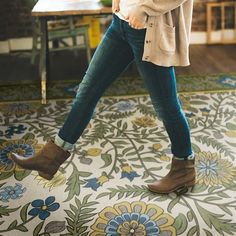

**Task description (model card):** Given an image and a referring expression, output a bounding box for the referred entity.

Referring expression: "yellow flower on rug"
[225,130,236,138]
[153,143,162,151]
[132,116,156,128]
[178,95,192,110]
[90,201,176,236]
[195,151,236,186]
[160,155,171,162]
[87,148,102,157]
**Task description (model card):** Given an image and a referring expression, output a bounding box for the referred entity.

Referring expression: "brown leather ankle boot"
[10,140,70,180]
[148,158,195,194]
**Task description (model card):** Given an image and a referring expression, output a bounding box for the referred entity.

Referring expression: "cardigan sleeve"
[129,0,188,24]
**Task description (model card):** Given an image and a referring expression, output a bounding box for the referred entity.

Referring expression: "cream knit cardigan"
[130,0,194,67]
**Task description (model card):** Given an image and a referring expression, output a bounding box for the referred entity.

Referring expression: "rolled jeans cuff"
[54,134,74,151]
[173,152,195,160]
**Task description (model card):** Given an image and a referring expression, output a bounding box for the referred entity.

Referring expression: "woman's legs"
[124,19,195,192]
[136,63,193,159]
[55,17,134,150]
[10,15,134,180]
[123,20,193,159]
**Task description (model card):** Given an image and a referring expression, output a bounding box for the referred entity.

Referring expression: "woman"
[11,0,195,194]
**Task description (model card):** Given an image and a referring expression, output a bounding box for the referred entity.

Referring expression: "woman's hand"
[125,14,145,29]
[112,0,120,13]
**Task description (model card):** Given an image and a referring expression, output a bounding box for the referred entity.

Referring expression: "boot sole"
[148,179,195,194]
[38,171,54,180]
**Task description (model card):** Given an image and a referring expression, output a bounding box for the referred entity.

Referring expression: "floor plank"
[175,45,236,75]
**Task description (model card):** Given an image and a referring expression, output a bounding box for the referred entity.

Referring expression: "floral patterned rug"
[0,73,236,102]
[0,90,236,235]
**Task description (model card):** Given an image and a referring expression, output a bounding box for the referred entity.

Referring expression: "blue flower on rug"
[28,196,60,220]
[195,151,236,186]
[0,139,43,181]
[117,101,135,112]
[85,173,109,191]
[5,125,27,138]
[200,107,210,116]
[91,201,176,236]
[185,112,196,118]
[218,76,236,88]
[121,164,140,181]
[0,183,26,202]
[0,143,34,166]
[84,178,100,191]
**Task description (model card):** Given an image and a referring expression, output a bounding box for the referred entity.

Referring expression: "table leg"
[39,18,49,104]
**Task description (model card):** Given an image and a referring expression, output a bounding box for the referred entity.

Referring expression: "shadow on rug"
[0,91,236,235]
[0,73,236,102]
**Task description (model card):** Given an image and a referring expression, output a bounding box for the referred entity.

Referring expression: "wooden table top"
[32,0,112,16]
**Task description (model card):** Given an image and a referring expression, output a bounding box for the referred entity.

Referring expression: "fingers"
[112,0,120,13]
[127,16,144,29]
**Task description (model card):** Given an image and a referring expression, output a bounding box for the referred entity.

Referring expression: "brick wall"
[0,0,234,40]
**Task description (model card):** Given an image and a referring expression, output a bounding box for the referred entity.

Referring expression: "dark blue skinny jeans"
[55,14,194,159]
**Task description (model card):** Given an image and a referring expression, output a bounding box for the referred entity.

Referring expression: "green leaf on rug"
[226,122,236,130]
[22,133,35,140]
[196,202,236,234]
[89,122,110,144]
[187,211,193,222]
[0,171,13,181]
[7,220,18,230]
[96,185,151,200]
[208,185,222,193]
[62,195,97,236]
[191,183,208,193]
[195,135,235,159]
[33,221,44,236]
[0,171,13,180]
[64,162,82,202]
[203,229,213,236]
[218,205,232,216]
[78,171,92,178]
[187,225,197,236]
[14,169,31,181]
[226,141,236,147]
[167,196,180,213]
[0,182,6,188]
[15,225,28,232]
[137,104,156,117]
[173,213,188,235]
[101,153,112,168]
[0,205,20,218]
[191,143,201,153]
[20,202,31,223]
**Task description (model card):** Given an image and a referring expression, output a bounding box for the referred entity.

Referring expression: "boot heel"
[176,179,196,195]
[185,179,195,187]
[38,171,54,180]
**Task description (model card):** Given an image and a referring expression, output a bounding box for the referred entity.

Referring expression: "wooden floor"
[175,44,236,75]
[0,44,235,84]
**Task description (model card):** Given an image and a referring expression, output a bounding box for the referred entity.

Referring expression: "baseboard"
[0,41,10,53]
[8,37,33,51]
[190,32,207,44]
